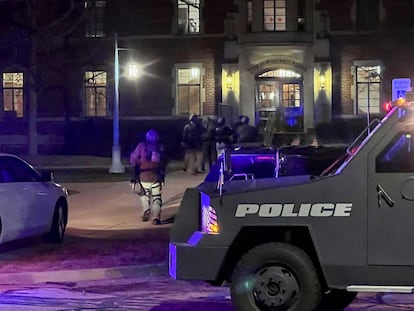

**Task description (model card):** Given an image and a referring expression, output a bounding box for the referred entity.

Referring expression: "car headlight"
[201,193,219,234]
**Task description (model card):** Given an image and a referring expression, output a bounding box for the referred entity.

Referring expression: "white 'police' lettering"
[235,203,353,218]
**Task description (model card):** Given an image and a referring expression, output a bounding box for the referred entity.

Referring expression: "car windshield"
[320,118,383,177]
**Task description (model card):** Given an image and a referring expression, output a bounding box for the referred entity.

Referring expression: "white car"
[0,153,68,244]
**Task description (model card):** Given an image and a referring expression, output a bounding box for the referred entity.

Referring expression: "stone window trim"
[351,60,383,116]
[172,63,205,116]
[83,69,108,117]
[1,71,24,119]
[178,0,200,34]
[172,0,204,35]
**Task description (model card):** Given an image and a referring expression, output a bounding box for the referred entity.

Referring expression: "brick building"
[1,0,414,156]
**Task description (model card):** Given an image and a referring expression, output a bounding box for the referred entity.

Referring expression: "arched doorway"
[256,69,304,134]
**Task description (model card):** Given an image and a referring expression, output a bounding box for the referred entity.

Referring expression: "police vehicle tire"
[230,242,321,311]
[315,289,357,311]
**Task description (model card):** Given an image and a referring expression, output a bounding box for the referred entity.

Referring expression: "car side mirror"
[40,171,53,182]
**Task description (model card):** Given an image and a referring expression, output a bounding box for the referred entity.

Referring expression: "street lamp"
[109,33,139,173]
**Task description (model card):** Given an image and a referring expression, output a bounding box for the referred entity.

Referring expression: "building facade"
[0,0,414,156]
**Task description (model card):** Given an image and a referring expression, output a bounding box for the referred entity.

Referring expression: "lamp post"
[109,33,124,173]
[109,33,140,173]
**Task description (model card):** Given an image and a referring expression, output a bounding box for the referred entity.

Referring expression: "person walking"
[181,114,204,175]
[129,129,166,225]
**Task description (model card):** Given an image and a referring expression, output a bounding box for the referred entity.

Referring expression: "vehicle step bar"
[347,285,414,293]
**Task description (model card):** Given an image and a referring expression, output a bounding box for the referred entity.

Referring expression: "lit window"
[259,69,301,78]
[264,0,286,31]
[2,72,24,118]
[282,84,301,108]
[85,0,106,38]
[178,0,200,34]
[85,71,107,116]
[176,67,201,115]
[356,65,381,114]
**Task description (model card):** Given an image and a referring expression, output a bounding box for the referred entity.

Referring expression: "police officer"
[129,129,165,225]
[182,114,204,175]
[215,117,236,157]
[236,116,258,143]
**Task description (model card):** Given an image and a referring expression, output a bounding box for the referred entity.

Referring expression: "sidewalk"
[22,154,185,172]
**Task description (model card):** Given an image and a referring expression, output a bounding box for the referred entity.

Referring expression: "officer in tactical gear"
[182,114,204,175]
[130,129,166,225]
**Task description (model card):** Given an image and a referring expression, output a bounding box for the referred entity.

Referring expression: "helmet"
[241,116,249,124]
[189,113,198,122]
[217,117,226,127]
[145,129,158,142]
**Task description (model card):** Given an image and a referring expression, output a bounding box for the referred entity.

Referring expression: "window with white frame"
[85,0,106,38]
[176,67,201,115]
[2,72,24,118]
[356,65,381,114]
[178,0,200,34]
[264,0,286,31]
[85,71,107,116]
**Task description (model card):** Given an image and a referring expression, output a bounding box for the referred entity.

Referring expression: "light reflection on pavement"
[2,275,414,310]
[0,276,234,311]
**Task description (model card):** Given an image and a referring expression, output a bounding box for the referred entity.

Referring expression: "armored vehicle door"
[368,129,414,265]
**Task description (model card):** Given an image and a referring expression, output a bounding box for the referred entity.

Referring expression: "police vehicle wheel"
[315,289,357,311]
[230,242,321,311]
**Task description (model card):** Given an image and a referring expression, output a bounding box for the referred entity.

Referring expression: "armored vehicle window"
[376,132,414,172]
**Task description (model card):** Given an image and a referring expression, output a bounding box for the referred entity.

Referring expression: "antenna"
[217,161,224,203]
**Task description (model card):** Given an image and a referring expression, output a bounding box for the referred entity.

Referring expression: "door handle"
[377,184,395,208]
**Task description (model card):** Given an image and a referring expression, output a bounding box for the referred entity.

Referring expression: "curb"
[0,263,167,285]
[35,161,184,173]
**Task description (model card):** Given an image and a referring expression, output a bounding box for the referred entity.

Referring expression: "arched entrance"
[256,69,304,134]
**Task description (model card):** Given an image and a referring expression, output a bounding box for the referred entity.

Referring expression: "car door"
[367,129,414,265]
[0,156,51,240]
[0,178,28,242]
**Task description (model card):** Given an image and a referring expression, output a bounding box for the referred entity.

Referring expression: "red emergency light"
[383,101,393,113]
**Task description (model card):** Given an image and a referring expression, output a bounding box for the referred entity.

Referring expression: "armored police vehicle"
[169,103,414,311]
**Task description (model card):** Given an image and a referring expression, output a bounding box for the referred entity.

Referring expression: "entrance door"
[257,80,279,132]
[281,83,303,130]
[368,129,414,265]
[256,70,303,134]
